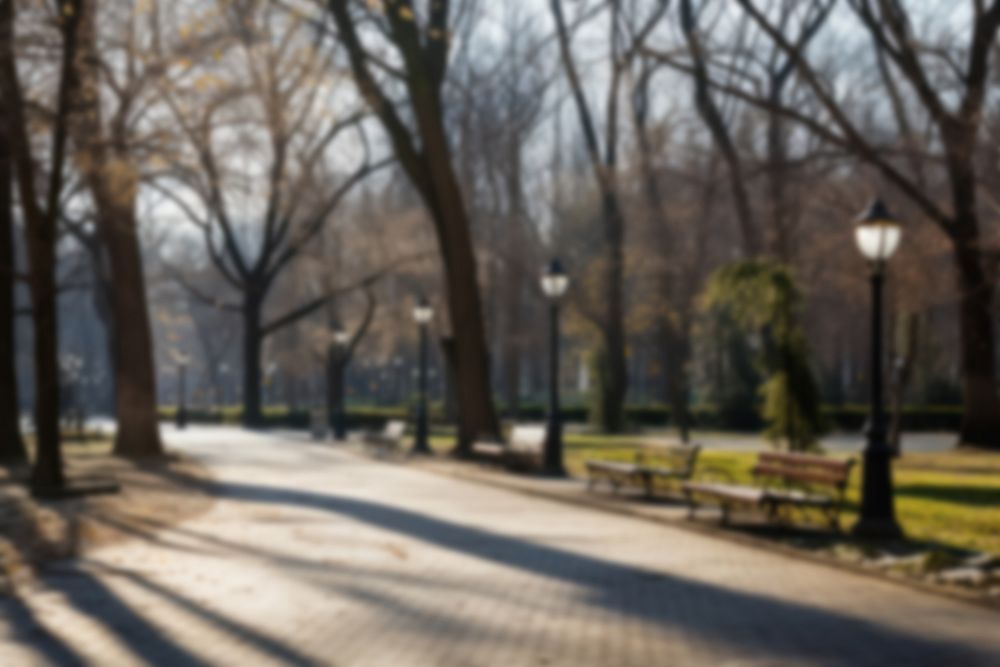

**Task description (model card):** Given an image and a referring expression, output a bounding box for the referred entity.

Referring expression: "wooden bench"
[471,425,546,470]
[682,451,856,529]
[361,419,407,456]
[586,444,701,498]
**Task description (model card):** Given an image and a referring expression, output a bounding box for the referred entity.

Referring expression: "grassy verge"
[427,430,999,556]
[564,435,1000,556]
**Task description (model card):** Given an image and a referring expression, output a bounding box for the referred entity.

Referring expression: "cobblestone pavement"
[1,427,998,667]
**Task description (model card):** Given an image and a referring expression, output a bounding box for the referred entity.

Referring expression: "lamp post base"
[411,414,431,455]
[541,427,566,478]
[851,516,903,541]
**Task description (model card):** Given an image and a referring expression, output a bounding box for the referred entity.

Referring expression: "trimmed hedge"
[159,402,963,432]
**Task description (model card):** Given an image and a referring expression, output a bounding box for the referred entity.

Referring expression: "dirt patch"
[0,441,214,594]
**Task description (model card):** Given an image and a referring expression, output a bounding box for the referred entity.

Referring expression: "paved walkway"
[1,428,998,666]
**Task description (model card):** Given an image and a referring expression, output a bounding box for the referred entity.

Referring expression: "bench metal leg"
[684,491,697,519]
[641,474,654,499]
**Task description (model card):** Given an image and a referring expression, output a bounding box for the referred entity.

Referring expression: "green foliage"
[702,259,823,450]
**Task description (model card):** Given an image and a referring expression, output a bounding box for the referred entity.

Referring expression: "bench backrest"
[639,443,701,474]
[383,420,407,440]
[508,425,546,454]
[753,451,854,490]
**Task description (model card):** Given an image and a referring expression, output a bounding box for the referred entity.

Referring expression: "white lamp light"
[413,296,434,325]
[540,258,570,300]
[855,199,902,264]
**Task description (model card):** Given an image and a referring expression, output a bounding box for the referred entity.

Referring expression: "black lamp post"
[411,296,433,455]
[540,259,570,476]
[852,199,904,540]
[176,356,189,430]
[332,328,350,441]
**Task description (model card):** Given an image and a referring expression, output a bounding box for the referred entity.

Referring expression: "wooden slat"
[683,483,765,504]
[752,463,850,486]
[758,451,851,472]
[586,461,641,475]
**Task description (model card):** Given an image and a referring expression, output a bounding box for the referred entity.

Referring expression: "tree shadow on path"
[0,594,87,667]
[191,476,1000,667]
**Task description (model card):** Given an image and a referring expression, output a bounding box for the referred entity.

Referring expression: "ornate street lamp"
[332,328,351,441]
[852,198,904,539]
[540,259,570,476]
[411,296,434,454]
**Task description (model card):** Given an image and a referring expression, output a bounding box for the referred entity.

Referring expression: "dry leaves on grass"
[0,444,214,594]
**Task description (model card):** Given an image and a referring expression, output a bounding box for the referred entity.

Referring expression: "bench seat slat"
[586,461,643,475]
[683,482,834,507]
[682,483,765,504]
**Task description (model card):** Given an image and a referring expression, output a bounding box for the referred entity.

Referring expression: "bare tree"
[678,0,759,257]
[0,0,86,490]
[325,0,502,450]
[450,8,550,418]
[70,0,166,458]
[158,3,385,426]
[550,0,670,432]
[731,0,1000,448]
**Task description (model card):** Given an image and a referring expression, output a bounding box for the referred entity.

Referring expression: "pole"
[544,301,565,475]
[853,270,902,538]
[176,363,188,430]
[333,354,347,441]
[412,323,431,454]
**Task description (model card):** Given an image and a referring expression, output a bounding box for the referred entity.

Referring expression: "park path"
[1,427,998,667]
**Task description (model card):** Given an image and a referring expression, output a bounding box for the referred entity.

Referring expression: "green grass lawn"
[430,430,999,556]
[566,435,1000,556]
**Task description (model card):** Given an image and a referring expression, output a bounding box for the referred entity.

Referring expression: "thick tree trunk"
[0,123,25,463]
[96,193,163,458]
[664,321,692,443]
[600,192,629,434]
[65,2,160,457]
[417,135,499,452]
[25,227,61,489]
[242,296,263,427]
[953,240,1000,447]
[501,267,522,419]
[440,337,460,433]
[440,210,499,450]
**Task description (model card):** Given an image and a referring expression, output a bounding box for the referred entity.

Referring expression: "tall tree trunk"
[242,295,263,427]
[680,0,759,258]
[665,320,692,443]
[501,298,521,419]
[766,106,792,261]
[101,200,163,457]
[600,192,628,433]
[72,2,162,458]
[953,239,1000,447]
[24,223,61,489]
[326,0,501,451]
[418,143,499,452]
[0,120,25,463]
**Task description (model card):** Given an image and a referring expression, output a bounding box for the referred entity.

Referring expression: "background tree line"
[2,0,998,491]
